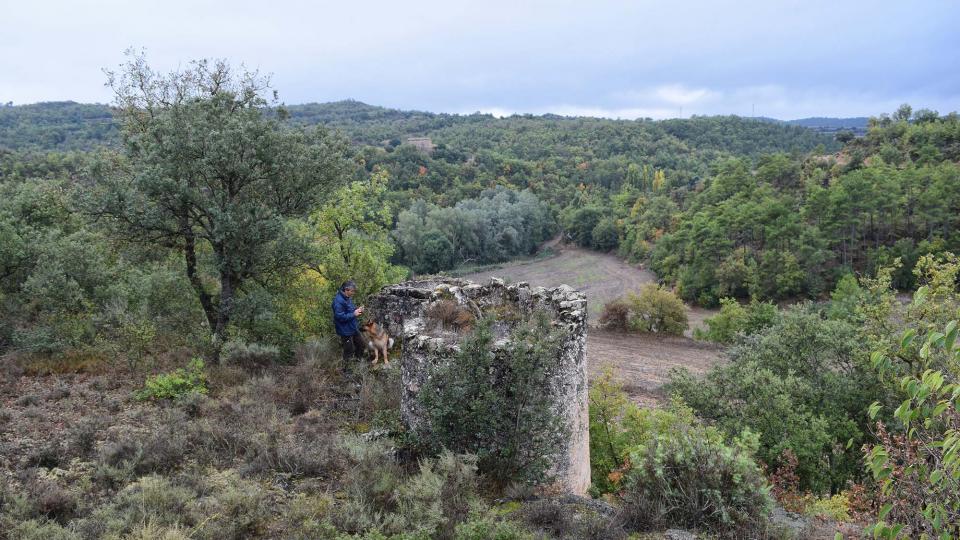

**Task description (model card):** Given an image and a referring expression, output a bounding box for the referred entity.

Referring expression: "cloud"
[1,0,957,118]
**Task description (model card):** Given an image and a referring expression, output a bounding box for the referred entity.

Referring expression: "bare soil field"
[461,245,723,405]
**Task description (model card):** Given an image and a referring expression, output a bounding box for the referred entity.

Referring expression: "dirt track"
[462,246,723,405]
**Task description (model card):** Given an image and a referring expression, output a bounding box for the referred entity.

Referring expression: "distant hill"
[0,101,118,152]
[755,115,869,137]
[785,117,869,130]
[1,99,842,155]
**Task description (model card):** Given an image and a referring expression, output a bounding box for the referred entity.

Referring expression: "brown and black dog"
[361,321,395,366]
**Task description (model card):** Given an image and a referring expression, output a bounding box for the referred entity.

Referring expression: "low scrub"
[694,297,779,343]
[136,358,207,401]
[619,424,772,537]
[221,340,281,369]
[589,370,773,537]
[418,312,567,487]
[599,284,688,335]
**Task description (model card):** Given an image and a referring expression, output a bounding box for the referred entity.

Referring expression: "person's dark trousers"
[340,333,366,362]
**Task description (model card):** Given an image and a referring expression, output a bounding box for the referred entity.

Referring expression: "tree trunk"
[212,270,235,363]
[183,227,218,335]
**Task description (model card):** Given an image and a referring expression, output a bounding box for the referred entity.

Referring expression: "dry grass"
[425,299,476,332]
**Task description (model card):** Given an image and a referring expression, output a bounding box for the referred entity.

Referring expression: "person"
[332,280,365,362]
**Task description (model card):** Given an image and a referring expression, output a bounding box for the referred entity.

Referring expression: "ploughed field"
[461,245,722,406]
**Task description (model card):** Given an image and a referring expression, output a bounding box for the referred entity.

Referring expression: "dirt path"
[461,245,723,405]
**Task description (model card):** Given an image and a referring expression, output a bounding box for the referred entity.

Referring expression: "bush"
[695,297,779,343]
[136,358,207,401]
[221,340,281,369]
[591,217,619,251]
[598,300,631,332]
[600,285,688,336]
[418,313,566,486]
[668,306,878,493]
[865,318,960,539]
[628,284,688,335]
[76,472,271,540]
[23,476,78,523]
[426,299,476,332]
[619,421,772,537]
[589,370,717,496]
[332,435,483,537]
[806,493,851,522]
[453,515,534,540]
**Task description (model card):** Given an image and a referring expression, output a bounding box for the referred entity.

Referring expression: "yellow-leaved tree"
[308,167,407,334]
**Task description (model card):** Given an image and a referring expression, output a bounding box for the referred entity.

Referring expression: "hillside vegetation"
[1,56,959,539]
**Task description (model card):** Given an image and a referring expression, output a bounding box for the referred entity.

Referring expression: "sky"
[2,0,959,120]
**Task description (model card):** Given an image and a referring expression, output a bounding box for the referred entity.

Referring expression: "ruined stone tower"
[364,277,590,494]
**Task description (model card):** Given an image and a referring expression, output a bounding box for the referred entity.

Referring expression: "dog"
[361,321,395,366]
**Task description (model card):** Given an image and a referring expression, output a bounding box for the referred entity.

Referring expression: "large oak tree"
[90,52,348,354]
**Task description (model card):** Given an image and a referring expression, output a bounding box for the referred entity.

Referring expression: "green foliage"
[588,369,707,495]
[0,102,118,152]
[827,272,864,321]
[645,110,960,305]
[332,435,483,538]
[309,167,406,306]
[70,471,270,540]
[590,217,619,251]
[617,405,773,537]
[805,493,851,522]
[221,340,281,369]
[453,516,534,540]
[626,284,688,335]
[588,369,631,494]
[695,298,779,344]
[418,313,566,486]
[669,306,881,492]
[865,318,960,539]
[136,358,208,401]
[562,206,604,248]
[393,188,554,274]
[89,52,350,351]
[599,285,688,335]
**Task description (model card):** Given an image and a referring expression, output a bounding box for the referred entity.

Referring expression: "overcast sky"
[2,0,958,119]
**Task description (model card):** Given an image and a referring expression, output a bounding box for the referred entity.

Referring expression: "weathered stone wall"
[364,277,590,494]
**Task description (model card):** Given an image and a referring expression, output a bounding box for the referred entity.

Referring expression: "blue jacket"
[332,291,359,336]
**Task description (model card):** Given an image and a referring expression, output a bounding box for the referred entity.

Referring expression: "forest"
[0,55,958,540]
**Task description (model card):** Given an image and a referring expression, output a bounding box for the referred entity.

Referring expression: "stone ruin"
[364,277,590,495]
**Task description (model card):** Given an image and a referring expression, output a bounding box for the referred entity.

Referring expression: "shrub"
[419,313,566,486]
[618,421,772,536]
[598,300,631,332]
[64,416,105,458]
[332,435,483,537]
[136,358,207,401]
[23,476,78,523]
[518,499,570,535]
[865,318,960,539]
[806,493,851,522]
[626,284,688,335]
[695,297,779,343]
[668,306,877,493]
[295,338,340,373]
[221,340,281,369]
[426,299,476,332]
[453,515,534,540]
[591,217,619,251]
[589,370,716,496]
[6,519,81,540]
[95,417,189,484]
